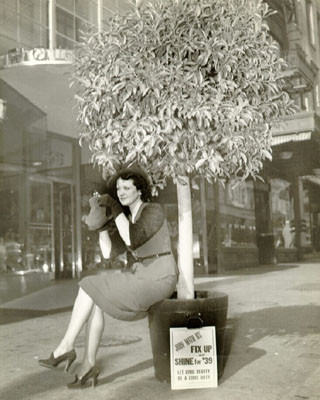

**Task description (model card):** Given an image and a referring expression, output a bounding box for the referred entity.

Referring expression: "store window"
[0,80,48,272]
[302,184,312,249]
[102,0,133,13]
[76,0,98,21]
[271,179,295,249]
[57,7,74,41]
[56,0,98,48]
[220,180,256,248]
[57,0,74,12]
[0,80,81,276]
[0,0,48,51]
[162,190,203,262]
[0,1,18,43]
[102,0,134,29]
[29,179,54,272]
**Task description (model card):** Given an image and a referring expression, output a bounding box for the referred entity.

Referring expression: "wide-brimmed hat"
[106,166,151,198]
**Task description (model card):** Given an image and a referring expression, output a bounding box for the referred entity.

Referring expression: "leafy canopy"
[72,0,296,191]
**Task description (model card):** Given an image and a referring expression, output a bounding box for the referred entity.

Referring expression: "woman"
[38,167,178,389]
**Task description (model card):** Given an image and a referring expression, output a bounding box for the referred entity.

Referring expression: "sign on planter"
[170,326,218,390]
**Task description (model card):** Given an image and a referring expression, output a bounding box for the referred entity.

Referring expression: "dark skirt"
[80,256,178,321]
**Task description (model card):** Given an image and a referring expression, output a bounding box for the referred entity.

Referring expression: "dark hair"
[116,172,151,202]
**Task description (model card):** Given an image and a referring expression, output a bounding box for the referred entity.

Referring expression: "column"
[48,0,57,50]
[292,175,303,260]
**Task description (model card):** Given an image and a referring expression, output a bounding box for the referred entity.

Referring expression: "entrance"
[311,212,320,252]
[0,80,80,277]
[254,181,276,264]
[28,178,76,278]
[53,181,76,278]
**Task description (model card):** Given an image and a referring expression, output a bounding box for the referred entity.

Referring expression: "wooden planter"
[148,290,229,383]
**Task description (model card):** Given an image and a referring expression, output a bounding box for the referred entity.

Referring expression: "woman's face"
[116,178,141,207]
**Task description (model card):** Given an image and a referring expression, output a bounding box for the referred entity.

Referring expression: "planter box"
[148,290,228,383]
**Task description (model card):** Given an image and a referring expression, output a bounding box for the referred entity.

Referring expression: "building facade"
[262,0,320,264]
[203,0,320,272]
[0,0,320,279]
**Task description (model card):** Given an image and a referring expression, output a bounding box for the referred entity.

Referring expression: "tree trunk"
[176,176,194,299]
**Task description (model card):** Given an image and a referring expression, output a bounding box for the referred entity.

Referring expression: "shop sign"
[170,326,218,390]
[0,47,74,68]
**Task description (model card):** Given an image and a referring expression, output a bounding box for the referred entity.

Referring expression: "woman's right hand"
[97,194,115,207]
[97,194,123,219]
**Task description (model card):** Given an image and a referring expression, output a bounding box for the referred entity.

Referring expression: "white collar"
[131,200,143,223]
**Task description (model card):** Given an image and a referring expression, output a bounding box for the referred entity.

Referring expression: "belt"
[134,251,172,261]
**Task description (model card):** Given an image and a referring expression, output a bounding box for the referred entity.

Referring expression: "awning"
[0,64,78,138]
[272,131,312,146]
[303,175,320,186]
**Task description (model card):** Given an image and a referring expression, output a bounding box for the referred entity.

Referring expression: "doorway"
[254,182,276,265]
[311,212,320,252]
[53,181,76,278]
[28,178,76,278]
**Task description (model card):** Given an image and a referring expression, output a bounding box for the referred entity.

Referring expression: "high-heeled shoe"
[38,349,77,372]
[67,366,100,389]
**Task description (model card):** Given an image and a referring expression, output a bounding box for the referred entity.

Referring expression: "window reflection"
[271,179,296,249]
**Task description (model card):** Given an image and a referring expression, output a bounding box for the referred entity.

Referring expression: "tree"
[71,0,296,299]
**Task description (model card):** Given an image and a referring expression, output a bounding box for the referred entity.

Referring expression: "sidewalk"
[0,260,320,400]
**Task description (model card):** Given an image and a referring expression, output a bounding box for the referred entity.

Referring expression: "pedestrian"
[38,166,179,389]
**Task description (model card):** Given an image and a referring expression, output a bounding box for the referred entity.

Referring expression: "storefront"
[301,175,320,252]
[269,122,320,261]
[1,80,320,277]
[270,174,319,261]
[210,180,258,272]
[155,178,259,274]
[270,177,298,262]
[0,78,82,278]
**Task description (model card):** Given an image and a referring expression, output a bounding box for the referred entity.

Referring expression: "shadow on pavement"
[0,368,69,400]
[99,359,154,385]
[0,359,155,400]
[220,304,320,382]
[218,263,299,278]
[1,305,319,398]
[0,307,72,325]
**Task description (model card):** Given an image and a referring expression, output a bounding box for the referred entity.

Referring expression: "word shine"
[175,357,213,365]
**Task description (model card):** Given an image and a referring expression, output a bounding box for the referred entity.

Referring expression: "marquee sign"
[0,47,74,68]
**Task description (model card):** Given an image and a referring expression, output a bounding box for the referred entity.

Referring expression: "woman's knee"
[77,286,94,304]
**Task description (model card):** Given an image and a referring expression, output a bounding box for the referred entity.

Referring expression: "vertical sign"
[170,326,218,390]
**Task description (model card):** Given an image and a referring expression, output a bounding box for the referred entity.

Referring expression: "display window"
[302,186,312,248]
[163,184,207,264]
[220,180,257,248]
[270,178,296,249]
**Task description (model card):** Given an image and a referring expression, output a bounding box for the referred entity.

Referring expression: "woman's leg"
[53,287,94,357]
[78,305,105,376]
